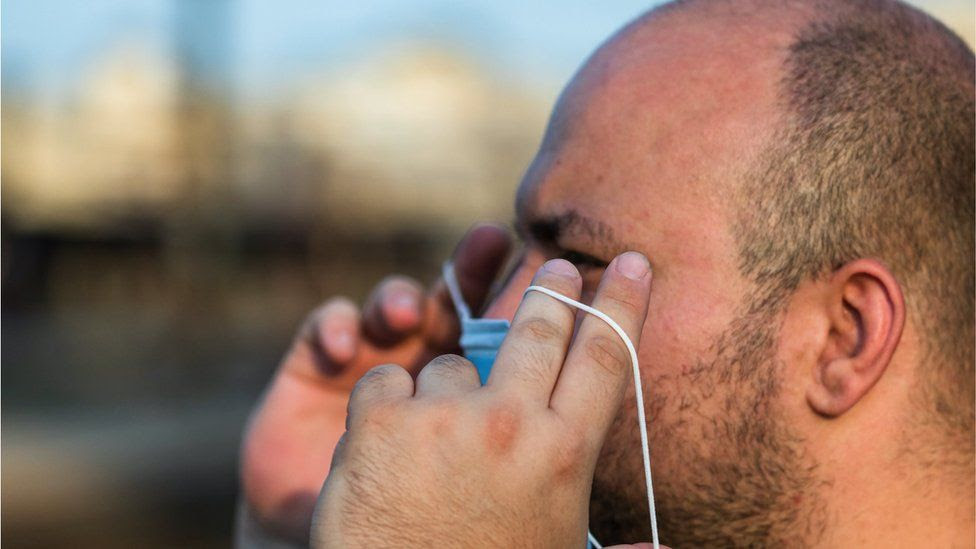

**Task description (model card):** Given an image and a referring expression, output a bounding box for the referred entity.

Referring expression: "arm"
[236,224,512,545]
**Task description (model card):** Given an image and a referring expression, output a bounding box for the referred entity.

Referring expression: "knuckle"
[366,362,405,379]
[583,334,630,376]
[347,364,411,430]
[357,396,398,430]
[426,353,475,374]
[421,398,462,437]
[356,363,407,391]
[420,354,479,385]
[509,345,555,386]
[605,285,645,318]
[535,271,580,296]
[510,316,565,346]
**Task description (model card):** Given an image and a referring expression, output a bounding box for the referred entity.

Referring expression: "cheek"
[637,271,742,378]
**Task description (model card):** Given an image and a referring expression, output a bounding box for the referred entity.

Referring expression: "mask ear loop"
[524,285,659,549]
[442,262,472,322]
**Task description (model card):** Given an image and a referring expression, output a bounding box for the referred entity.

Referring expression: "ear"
[806,259,906,417]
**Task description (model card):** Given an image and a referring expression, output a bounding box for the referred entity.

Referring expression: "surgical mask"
[442,262,660,549]
[442,262,511,385]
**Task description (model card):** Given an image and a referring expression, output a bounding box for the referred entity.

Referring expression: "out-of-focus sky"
[5,0,973,103]
[1,1,653,100]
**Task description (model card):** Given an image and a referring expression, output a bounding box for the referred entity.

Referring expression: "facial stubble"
[588,300,826,547]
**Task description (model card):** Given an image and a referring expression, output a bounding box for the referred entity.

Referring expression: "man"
[240,0,975,546]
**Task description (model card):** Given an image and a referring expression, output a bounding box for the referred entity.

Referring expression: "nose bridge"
[482,252,545,321]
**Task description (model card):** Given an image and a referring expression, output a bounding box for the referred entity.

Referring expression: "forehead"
[517,11,786,271]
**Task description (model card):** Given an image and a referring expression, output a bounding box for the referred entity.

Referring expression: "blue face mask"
[442,262,510,384]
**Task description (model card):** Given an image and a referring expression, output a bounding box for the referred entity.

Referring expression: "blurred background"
[2,1,972,546]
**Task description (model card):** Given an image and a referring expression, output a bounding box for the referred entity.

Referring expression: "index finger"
[549,252,652,439]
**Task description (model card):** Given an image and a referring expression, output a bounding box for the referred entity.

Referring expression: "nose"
[481,250,547,322]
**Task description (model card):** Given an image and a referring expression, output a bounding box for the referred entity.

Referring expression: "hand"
[240,224,512,544]
[311,253,657,547]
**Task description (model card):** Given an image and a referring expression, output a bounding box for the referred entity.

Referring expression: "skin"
[240,224,512,542]
[241,5,975,548]
[313,254,659,547]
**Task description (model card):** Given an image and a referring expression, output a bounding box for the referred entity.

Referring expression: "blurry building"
[3,44,182,233]
[281,45,546,235]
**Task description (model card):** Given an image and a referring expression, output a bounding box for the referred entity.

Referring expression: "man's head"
[482,0,974,545]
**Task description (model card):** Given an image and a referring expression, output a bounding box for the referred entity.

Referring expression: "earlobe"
[806,259,906,417]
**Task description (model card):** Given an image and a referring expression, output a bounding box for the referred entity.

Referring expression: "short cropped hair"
[734,0,974,439]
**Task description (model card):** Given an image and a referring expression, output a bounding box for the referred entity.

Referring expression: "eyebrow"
[516,209,627,262]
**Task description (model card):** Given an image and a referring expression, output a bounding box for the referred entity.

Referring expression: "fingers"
[424,223,513,348]
[414,354,481,398]
[297,223,511,379]
[361,276,425,346]
[550,252,652,440]
[486,259,582,404]
[346,364,414,424]
[305,297,361,369]
[449,222,513,311]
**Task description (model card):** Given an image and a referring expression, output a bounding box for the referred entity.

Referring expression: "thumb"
[423,223,512,347]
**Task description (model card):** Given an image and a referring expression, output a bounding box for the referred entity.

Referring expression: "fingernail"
[615,252,650,280]
[389,290,417,311]
[331,331,354,356]
[542,258,578,277]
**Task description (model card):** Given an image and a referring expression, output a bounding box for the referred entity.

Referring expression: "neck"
[824,471,973,547]
[814,428,975,547]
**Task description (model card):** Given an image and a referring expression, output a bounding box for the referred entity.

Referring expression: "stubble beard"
[588,304,825,547]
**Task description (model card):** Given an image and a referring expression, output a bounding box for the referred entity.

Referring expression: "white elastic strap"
[587,530,604,548]
[524,285,660,549]
[443,262,472,321]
